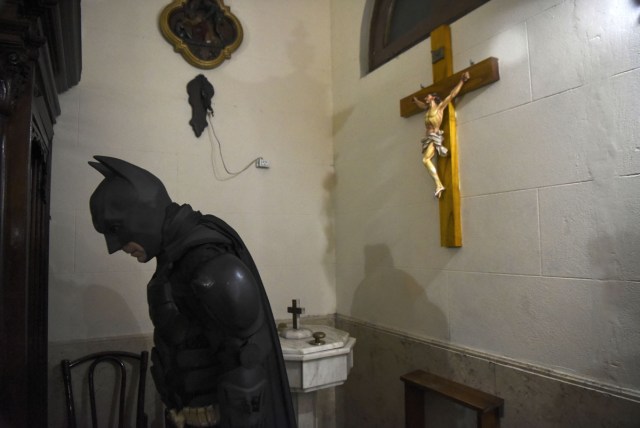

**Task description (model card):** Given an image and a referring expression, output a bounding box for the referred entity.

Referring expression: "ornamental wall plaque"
[159,0,243,69]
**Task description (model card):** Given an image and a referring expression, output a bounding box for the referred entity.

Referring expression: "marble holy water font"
[279,299,356,428]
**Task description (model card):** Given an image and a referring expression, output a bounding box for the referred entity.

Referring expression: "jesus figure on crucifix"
[413,71,470,198]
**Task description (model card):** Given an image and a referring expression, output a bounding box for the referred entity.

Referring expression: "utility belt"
[168,405,220,428]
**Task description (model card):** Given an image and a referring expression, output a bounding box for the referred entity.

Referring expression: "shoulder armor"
[190,253,264,338]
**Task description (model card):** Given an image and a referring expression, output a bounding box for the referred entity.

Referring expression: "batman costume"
[89,156,296,428]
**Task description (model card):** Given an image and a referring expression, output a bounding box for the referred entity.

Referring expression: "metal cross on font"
[287,299,305,330]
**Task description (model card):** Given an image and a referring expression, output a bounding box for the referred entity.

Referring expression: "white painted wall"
[331,0,640,392]
[48,0,640,396]
[48,0,335,341]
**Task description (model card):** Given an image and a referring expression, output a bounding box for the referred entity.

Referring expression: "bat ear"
[89,158,115,178]
[92,155,153,188]
[89,155,172,205]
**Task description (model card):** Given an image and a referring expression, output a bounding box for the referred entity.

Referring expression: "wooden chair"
[61,351,149,428]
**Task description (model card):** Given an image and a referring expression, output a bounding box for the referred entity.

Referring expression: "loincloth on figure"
[421,131,448,157]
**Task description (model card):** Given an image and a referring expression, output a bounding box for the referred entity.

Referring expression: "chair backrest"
[61,351,149,428]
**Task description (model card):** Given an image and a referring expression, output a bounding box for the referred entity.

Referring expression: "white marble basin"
[279,324,356,393]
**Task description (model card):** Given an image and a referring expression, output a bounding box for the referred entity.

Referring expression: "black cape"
[155,203,296,427]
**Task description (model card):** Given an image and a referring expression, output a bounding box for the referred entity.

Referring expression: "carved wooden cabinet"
[0,0,81,426]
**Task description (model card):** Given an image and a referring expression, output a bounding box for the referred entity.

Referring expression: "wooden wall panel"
[0,1,80,425]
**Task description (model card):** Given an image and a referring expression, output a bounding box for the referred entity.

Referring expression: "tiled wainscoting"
[336,315,640,428]
[49,315,640,427]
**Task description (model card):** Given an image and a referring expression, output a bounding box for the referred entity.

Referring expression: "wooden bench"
[401,370,504,428]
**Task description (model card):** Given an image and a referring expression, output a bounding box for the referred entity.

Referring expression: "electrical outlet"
[255,157,270,169]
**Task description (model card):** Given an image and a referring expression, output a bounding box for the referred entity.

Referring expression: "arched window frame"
[368,0,490,72]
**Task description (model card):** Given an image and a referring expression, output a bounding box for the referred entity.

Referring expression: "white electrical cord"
[206,111,259,180]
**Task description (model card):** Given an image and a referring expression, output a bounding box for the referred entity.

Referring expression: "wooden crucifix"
[400,25,500,248]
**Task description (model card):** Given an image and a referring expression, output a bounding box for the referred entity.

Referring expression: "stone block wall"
[336,316,640,427]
